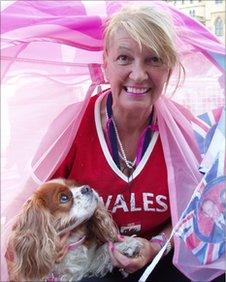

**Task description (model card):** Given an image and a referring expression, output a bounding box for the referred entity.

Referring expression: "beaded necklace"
[105,92,156,174]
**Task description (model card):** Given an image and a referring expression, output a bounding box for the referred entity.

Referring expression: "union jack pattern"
[176,107,226,265]
[191,107,223,157]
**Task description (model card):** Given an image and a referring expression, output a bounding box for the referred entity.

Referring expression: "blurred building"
[164,0,225,43]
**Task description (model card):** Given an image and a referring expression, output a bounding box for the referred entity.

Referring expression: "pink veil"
[1,1,225,281]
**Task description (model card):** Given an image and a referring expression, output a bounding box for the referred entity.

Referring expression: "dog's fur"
[7,179,141,281]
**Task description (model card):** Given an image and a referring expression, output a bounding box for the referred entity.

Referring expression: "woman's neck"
[101,93,155,177]
[112,105,152,135]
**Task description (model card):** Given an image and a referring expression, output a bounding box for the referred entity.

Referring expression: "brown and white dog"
[7,179,141,281]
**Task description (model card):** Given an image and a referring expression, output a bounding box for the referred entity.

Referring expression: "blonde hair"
[103,5,185,91]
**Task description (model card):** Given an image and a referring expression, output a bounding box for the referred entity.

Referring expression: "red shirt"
[53,94,170,239]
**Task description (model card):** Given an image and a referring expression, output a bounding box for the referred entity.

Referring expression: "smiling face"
[104,28,170,113]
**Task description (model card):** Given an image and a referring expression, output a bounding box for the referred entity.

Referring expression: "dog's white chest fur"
[53,237,142,282]
[54,243,97,281]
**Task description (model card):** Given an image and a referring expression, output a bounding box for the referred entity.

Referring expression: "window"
[215,0,223,3]
[189,9,196,17]
[215,17,223,36]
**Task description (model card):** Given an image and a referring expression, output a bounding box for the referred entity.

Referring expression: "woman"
[51,5,201,282]
[3,3,224,282]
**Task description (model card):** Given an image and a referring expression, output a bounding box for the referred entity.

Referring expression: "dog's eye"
[60,194,70,203]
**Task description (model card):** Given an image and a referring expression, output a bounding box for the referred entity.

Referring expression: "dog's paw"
[115,237,142,258]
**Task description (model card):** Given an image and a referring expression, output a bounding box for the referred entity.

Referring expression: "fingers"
[108,242,131,268]
[108,237,129,266]
[111,247,131,267]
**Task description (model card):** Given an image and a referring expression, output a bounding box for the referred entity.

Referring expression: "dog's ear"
[88,203,118,244]
[9,198,59,280]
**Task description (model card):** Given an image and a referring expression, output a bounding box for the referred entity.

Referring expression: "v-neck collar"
[94,93,159,183]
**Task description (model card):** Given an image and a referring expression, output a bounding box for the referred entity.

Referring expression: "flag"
[176,108,225,265]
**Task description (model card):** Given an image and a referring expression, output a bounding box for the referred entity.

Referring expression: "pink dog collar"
[67,235,86,251]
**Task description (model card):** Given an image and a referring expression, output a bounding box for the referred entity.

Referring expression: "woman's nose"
[129,62,148,82]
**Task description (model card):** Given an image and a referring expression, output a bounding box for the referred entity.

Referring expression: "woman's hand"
[108,236,161,274]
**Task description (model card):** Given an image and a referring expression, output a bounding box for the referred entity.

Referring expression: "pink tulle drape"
[1,1,225,281]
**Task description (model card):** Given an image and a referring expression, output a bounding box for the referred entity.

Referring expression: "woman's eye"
[60,194,69,203]
[147,56,163,67]
[117,55,131,65]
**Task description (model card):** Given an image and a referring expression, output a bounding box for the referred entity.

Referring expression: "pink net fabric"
[156,99,225,282]
[1,1,225,281]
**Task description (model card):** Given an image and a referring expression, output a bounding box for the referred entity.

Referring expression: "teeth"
[126,87,149,94]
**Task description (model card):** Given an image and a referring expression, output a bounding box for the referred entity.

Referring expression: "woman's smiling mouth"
[123,86,151,96]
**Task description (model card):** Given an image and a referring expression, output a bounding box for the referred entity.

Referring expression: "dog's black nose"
[81,186,92,195]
